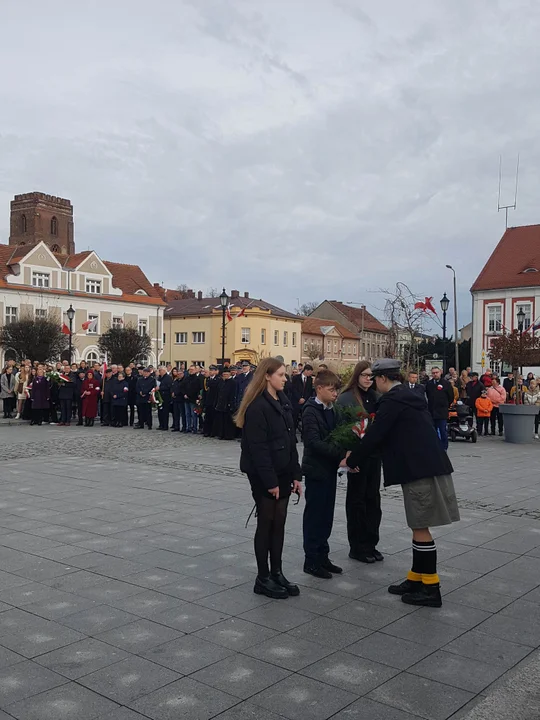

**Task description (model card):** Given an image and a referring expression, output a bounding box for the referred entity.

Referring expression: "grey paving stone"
[473,614,540,647]
[120,568,186,590]
[5,681,120,720]
[11,559,80,582]
[409,649,506,693]
[212,701,287,720]
[190,654,290,699]
[250,674,359,720]
[300,650,399,694]
[0,660,68,706]
[34,638,129,679]
[444,586,514,613]
[328,599,414,630]
[152,602,230,633]
[499,597,540,624]
[41,570,104,593]
[239,604,317,633]
[56,604,140,635]
[107,589,185,620]
[243,635,333,671]
[414,601,491,630]
[281,585,350,615]
[23,591,97,621]
[129,677,238,719]
[95,618,182,653]
[0,571,31,590]
[76,578,147,602]
[156,575,224,601]
[346,631,434,670]
[0,615,84,659]
[444,629,533,668]
[194,617,278,651]
[329,696,424,720]
[94,709,150,720]
[0,645,25,670]
[443,548,517,574]
[78,655,179,704]
[382,614,465,649]
[194,586,272,615]
[0,582,69,608]
[142,634,232,674]
[368,672,475,720]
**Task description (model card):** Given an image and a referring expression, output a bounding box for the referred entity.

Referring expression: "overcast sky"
[2,0,540,331]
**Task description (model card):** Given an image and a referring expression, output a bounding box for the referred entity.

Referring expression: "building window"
[87,314,98,334]
[283,331,288,346]
[35,309,47,320]
[138,320,147,336]
[274,330,279,345]
[516,304,532,330]
[348,342,351,355]
[487,305,502,333]
[86,279,102,294]
[163,333,166,344]
[5,307,18,324]
[292,332,297,347]
[85,351,99,363]
[304,340,308,351]
[20,215,27,233]
[112,316,123,329]
[51,244,60,253]
[241,327,251,344]
[192,331,205,344]
[50,216,58,235]
[175,332,187,344]
[175,361,187,369]
[327,341,331,353]
[261,328,266,345]
[192,360,205,367]
[353,344,357,356]
[334,341,338,353]
[32,271,50,288]
[362,342,365,356]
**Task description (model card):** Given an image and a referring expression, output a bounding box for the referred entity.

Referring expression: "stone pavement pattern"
[0,423,539,719]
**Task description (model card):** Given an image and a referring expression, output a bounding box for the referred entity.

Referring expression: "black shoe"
[271,571,300,596]
[171,429,180,432]
[499,431,503,436]
[303,564,332,579]
[349,551,376,564]
[254,575,288,599]
[402,584,442,607]
[372,550,384,562]
[77,421,83,426]
[321,559,343,574]
[388,578,423,596]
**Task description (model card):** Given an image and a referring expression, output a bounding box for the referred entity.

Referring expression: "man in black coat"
[135,368,156,429]
[183,365,203,433]
[291,364,314,427]
[466,372,485,429]
[425,367,454,450]
[502,372,514,398]
[406,371,427,402]
[157,367,172,430]
[235,361,253,405]
[203,365,220,436]
[100,369,113,426]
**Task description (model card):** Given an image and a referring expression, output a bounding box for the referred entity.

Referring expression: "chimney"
[231,290,240,299]
[197,291,203,300]
[187,290,195,299]
[244,291,249,298]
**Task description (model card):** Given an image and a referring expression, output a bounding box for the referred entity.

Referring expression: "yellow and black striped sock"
[412,540,439,586]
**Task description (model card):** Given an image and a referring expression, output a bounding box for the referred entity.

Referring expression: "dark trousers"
[303,474,337,565]
[477,417,490,435]
[433,418,448,450]
[59,399,72,424]
[490,407,503,435]
[112,405,128,426]
[76,398,83,424]
[536,412,540,434]
[158,398,171,429]
[203,407,215,436]
[49,403,58,423]
[172,402,185,430]
[128,403,135,426]
[31,408,44,425]
[3,397,15,417]
[346,459,382,555]
[137,402,152,428]
[101,401,111,425]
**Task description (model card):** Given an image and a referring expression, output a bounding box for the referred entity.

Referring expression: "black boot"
[254,575,288,599]
[388,578,423,596]
[402,584,442,608]
[321,558,343,574]
[271,571,300,596]
[349,551,376,564]
[90,418,94,427]
[303,564,332,579]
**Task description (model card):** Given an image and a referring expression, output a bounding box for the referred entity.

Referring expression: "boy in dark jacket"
[301,370,348,578]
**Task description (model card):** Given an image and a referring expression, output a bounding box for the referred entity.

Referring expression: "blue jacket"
[136,375,156,402]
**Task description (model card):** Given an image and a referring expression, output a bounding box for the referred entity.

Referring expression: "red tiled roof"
[325,301,388,333]
[301,317,359,340]
[59,251,92,269]
[103,261,162,299]
[165,295,298,319]
[471,225,540,291]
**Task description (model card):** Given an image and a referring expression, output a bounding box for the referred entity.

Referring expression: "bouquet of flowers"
[193,394,203,416]
[327,406,376,453]
[150,387,163,410]
[46,371,62,385]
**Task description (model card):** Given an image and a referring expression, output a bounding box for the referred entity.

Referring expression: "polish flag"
[226,305,233,322]
[82,318,98,333]
[61,323,71,335]
[236,307,246,319]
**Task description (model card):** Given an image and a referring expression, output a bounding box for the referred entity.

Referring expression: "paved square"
[0,423,540,718]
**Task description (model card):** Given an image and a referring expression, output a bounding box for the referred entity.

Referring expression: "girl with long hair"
[337,361,383,562]
[236,357,302,600]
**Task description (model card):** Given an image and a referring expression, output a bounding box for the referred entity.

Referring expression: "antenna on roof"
[498,154,520,229]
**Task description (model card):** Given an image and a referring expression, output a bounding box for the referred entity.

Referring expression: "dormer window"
[522,267,539,273]
[135,289,148,296]
[86,279,102,294]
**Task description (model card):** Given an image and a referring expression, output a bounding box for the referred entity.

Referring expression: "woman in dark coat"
[212,368,237,440]
[28,367,50,426]
[337,361,382,564]
[111,372,129,427]
[81,371,100,426]
[237,357,303,600]
[346,359,459,608]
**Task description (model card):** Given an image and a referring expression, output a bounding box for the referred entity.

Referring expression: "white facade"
[471,286,540,374]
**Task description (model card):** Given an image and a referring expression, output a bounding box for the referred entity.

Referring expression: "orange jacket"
[475,397,493,418]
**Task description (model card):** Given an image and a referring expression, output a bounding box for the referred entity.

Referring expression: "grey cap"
[371,358,401,377]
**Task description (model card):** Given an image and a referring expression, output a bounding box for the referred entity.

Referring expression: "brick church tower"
[9,192,75,255]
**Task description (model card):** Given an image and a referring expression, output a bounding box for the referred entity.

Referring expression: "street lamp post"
[219,288,228,368]
[440,292,450,374]
[517,306,525,379]
[66,304,75,363]
[446,265,459,375]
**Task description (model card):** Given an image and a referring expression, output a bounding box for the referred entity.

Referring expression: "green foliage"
[98,326,152,367]
[327,405,372,452]
[0,317,68,362]
[339,364,354,387]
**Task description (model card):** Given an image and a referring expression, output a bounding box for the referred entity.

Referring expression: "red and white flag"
[82,318,98,333]
[226,304,233,323]
[61,323,71,335]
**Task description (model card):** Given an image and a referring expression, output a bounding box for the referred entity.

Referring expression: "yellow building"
[162,290,303,368]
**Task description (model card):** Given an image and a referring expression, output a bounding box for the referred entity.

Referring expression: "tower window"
[50,217,58,235]
[51,244,60,253]
[20,215,27,233]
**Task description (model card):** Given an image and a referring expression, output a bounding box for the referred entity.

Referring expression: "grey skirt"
[402,475,460,529]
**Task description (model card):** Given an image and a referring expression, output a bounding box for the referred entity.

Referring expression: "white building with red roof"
[0,192,166,365]
[471,224,540,373]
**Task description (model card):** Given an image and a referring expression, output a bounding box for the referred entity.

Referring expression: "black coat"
[240,390,301,490]
[171,377,186,403]
[102,377,113,402]
[235,371,253,404]
[301,398,346,481]
[347,383,453,487]
[136,375,156,403]
[291,373,314,408]
[58,381,75,401]
[204,376,220,409]
[466,379,486,408]
[425,378,454,420]
[405,382,427,401]
[125,373,138,403]
[111,378,129,406]
[158,373,173,400]
[215,378,237,412]
[184,373,202,403]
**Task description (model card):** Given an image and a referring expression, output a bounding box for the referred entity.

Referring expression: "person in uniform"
[346,359,459,608]
[203,365,220,436]
[135,367,156,429]
[100,368,113,426]
[235,360,253,405]
[171,369,187,432]
[213,367,237,440]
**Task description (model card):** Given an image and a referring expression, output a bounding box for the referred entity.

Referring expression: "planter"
[500,404,539,444]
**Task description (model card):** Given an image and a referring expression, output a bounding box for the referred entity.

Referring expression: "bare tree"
[297,301,319,317]
[382,283,427,369]
[0,317,68,362]
[206,287,219,298]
